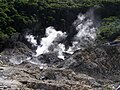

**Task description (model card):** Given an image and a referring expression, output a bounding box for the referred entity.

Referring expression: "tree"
[98,17,120,41]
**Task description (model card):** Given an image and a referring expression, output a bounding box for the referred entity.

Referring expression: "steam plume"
[26,9,98,60]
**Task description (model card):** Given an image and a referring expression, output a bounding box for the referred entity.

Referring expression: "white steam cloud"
[67,14,97,53]
[26,35,37,46]
[26,11,98,60]
[35,27,67,59]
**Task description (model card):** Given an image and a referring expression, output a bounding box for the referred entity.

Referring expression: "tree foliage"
[98,17,120,41]
[0,0,120,45]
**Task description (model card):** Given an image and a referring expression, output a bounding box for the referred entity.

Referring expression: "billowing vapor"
[26,35,37,46]
[26,9,98,60]
[67,14,97,53]
[35,27,67,59]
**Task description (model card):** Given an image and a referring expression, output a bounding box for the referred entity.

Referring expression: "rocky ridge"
[0,41,120,90]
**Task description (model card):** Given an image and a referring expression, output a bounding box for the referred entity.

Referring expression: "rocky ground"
[0,41,120,90]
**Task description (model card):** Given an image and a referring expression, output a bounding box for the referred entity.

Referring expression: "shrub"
[0,31,9,42]
[97,16,120,41]
[5,26,16,36]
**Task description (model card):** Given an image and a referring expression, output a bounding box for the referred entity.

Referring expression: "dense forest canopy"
[0,0,120,49]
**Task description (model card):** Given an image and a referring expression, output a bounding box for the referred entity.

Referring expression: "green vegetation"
[98,17,120,42]
[0,0,120,49]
